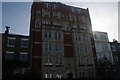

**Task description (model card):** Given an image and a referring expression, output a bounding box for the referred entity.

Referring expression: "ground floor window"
[67,72,73,79]
[45,73,53,78]
[55,74,63,79]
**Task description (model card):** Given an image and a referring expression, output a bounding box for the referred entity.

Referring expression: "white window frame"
[7,37,16,47]
[6,51,14,61]
[56,55,63,65]
[55,43,63,52]
[20,52,28,61]
[82,35,87,42]
[45,43,52,52]
[52,4,57,9]
[35,19,41,28]
[21,39,28,48]
[75,33,80,41]
[42,9,50,18]
[46,3,50,8]
[55,32,61,39]
[45,55,52,65]
[44,31,52,39]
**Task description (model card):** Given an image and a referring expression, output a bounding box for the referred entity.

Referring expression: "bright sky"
[1,0,119,42]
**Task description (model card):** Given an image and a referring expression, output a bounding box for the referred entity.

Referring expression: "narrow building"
[110,39,120,78]
[2,27,30,77]
[93,31,114,62]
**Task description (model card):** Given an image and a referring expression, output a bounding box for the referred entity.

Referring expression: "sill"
[20,61,28,62]
[44,65,53,67]
[7,45,14,47]
[79,65,85,66]
[56,65,63,67]
[87,64,93,66]
[21,46,28,48]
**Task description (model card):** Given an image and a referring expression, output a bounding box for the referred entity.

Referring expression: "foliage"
[97,58,117,80]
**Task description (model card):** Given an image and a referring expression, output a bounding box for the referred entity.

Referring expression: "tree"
[97,58,117,80]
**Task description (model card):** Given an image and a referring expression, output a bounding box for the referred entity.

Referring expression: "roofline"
[1,33,29,37]
[93,31,108,34]
[32,1,87,10]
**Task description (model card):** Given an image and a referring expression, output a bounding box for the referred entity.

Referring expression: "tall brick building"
[30,2,97,79]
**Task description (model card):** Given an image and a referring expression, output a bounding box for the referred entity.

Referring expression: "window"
[56,55,63,65]
[46,3,50,8]
[114,56,119,62]
[45,73,53,78]
[69,14,76,22]
[55,44,62,52]
[84,46,87,53]
[75,34,80,41]
[87,57,93,65]
[36,10,41,16]
[103,54,107,59]
[71,7,75,13]
[87,46,92,53]
[45,55,52,65]
[21,39,28,48]
[77,9,81,13]
[81,16,85,23]
[63,23,70,31]
[55,32,61,39]
[42,9,50,18]
[118,46,120,51]
[61,14,64,19]
[53,12,60,19]
[49,74,52,78]
[45,74,48,78]
[75,45,81,54]
[100,35,107,40]
[94,34,97,39]
[111,45,116,51]
[6,51,14,61]
[52,4,57,9]
[89,70,94,78]
[79,56,84,65]
[20,52,28,61]
[7,37,15,47]
[53,12,58,19]
[79,71,85,78]
[35,19,41,28]
[45,43,52,52]
[82,35,87,42]
[45,31,52,39]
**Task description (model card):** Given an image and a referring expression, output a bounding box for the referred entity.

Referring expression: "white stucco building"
[93,31,114,62]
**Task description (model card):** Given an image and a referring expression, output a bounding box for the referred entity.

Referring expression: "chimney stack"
[5,26,10,35]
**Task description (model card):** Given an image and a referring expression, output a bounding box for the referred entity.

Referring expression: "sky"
[1,0,119,42]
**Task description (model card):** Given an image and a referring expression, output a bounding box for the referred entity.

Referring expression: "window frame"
[35,19,41,28]
[55,32,61,39]
[111,45,116,51]
[6,51,14,61]
[44,55,52,65]
[21,39,29,48]
[7,37,16,47]
[20,52,28,61]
